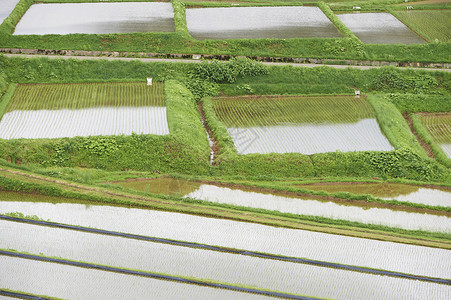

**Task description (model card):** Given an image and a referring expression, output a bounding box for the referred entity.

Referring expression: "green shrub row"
[0,0,33,35]
[410,113,451,168]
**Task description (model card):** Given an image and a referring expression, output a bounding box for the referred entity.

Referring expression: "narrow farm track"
[0,250,318,300]
[0,290,49,300]
[3,53,451,72]
[403,113,436,159]
[1,168,451,249]
[1,215,450,285]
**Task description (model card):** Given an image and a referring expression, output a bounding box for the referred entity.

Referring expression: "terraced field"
[421,113,451,158]
[213,96,394,154]
[394,10,451,42]
[0,82,169,139]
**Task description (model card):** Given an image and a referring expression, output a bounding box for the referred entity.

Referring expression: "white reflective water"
[186,185,451,233]
[0,107,169,139]
[440,143,451,158]
[2,221,451,300]
[381,187,451,207]
[0,256,266,300]
[0,198,450,279]
[337,13,424,44]
[186,6,342,40]
[0,0,20,23]
[227,119,394,154]
[13,2,175,35]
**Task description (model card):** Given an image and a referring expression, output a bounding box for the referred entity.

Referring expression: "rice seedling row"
[1,199,449,279]
[393,10,451,42]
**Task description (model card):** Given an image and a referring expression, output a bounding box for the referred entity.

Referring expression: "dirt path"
[403,113,436,159]
[4,53,451,72]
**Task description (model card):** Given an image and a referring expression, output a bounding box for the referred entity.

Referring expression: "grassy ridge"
[0,84,16,121]
[5,82,165,111]
[385,93,451,113]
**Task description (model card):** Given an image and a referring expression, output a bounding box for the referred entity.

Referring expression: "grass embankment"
[0,0,449,63]
[0,167,450,249]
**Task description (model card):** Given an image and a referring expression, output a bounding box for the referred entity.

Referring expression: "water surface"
[13,3,175,35]
[0,0,20,23]
[441,143,451,158]
[0,107,169,139]
[337,13,424,44]
[1,193,450,278]
[0,256,265,300]
[186,7,342,40]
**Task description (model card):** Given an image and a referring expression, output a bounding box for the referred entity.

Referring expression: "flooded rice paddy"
[0,256,266,300]
[1,222,450,299]
[13,2,175,35]
[0,107,169,139]
[442,144,451,158]
[1,192,450,279]
[185,184,450,233]
[337,13,425,44]
[213,96,393,154]
[0,0,20,23]
[295,182,451,207]
[186,6,342,40]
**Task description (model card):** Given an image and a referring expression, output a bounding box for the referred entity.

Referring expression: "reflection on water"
[1,191,451,279]
[226,119,394,154]
[0,0,20,23]
[296,183,451,207]
[0,256,266,300]
[337,13,424,44]
[0,106,169,139]
[13,3,175,35]
[118,177,201,196]
[441,143,451,158]
[185,185,450,233]
[186,7,342,40]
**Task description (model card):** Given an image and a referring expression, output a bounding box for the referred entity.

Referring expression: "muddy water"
[1,191,450,279]
[296,183,451,207]
[0,256,266,300]
[117,177,202,196]
[186,6,342,40]
[337,13,424,44]
[0,0,20,23]
[13,3,175,35]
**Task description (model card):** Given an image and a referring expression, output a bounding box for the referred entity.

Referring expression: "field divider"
[1,215,450,286]
[0,289,57,300]
[0,249,317,300]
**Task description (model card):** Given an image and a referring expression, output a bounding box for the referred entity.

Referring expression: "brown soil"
[197,102,221,166]
[403,113,436,159]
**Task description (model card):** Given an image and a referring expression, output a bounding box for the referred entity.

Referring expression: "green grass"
[392,10,451,42]
[213,95,375,126]
[420,113,451,143]
[4,82,165,112]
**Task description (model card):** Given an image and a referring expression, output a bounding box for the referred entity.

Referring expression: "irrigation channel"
[1,217,450,299]
[0,197,450,279]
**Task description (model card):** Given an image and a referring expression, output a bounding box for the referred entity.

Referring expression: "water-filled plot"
[116,178,451,233]
[186,6,343,40]
[0,82,170,139]
[13,2,175,35]
[295,182,451,207]
[212,96,394,154]
[337,13,425,44]
[420,113,451,158]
